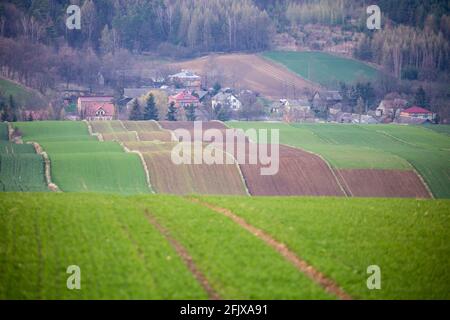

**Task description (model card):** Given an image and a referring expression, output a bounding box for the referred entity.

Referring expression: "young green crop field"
[14,122,150,194]
[0,193,448,299]
[262,51,378,86]
[201,196,450,300]
[227,122,450,198]
[0,124,48,192]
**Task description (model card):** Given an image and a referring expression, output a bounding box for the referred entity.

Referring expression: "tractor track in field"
[144,210,221,300]
[190,198,352,300]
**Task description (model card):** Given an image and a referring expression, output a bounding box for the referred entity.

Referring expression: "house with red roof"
[77,96,115,121]
[400,106,435,122]
[168,90,200,109]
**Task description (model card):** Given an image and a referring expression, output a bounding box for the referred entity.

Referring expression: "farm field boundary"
[190,197,352,300]
[145,210,220,300]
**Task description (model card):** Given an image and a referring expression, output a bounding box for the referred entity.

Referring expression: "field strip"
[120,142,154,193]
[153,120,177,141]
[28,142,61,192]
[214,145,251,196]
[84,120,104,141]
[333,169,354,197]
[411,167,435,199]
[258,54,322,88]
[144,210,221,300]
[283,143,349,197]
[190,198,352,300]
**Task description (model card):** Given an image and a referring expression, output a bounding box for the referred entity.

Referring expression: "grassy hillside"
[227,122,450,198]
[14,122,150,194]
[262,51,378,86]
[0,78,47,108]
[1,193,448,299]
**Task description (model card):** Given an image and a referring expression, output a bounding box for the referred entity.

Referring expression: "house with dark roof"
[77,96,115,121]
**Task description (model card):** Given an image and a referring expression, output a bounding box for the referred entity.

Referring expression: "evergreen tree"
[143,93,159,120]
[414,87,429,108]
[214,103,232,122]
[185,103,197,121]
[128,99,143,120]
[8,95,18,122]
[166,101,177,121]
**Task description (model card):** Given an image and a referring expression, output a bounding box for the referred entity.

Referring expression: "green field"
[227,122,450,198]
[0,123,8,140]
[0,193,448,299]
[0,78,47,108]
[14,122,150,194]
[0,123,48,192]
[203,196,450,300]
[262,51,378,86]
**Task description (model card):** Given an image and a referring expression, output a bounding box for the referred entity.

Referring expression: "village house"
[277,99,314,122]
[77,96,115,121]
[312,91,343,112]
[211,92,242,111]
[375,98,408,118]
[168,90,200,109]
[399,106,435,123]
[168,70,202,92]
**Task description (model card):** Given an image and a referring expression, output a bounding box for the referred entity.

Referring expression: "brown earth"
[159,121,227,131]
[142,149,247,195]
[334,169,431,198]
[168,54,319,99]
[220,142,346,196]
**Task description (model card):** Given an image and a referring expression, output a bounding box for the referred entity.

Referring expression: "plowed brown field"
[334,169,431,198]
[142,146,247,195]
[223,143,346,196]
[168,54,319,99]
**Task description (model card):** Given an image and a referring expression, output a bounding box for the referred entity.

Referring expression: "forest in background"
[0,0,449,120]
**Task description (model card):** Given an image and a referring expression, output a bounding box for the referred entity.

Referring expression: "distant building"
[169,70,202,91]
[168,90,200,109]
[77,96,115,121]
[281,99,314,122]
[312,91,342,112]
[212,92,242,111]
[376,98,408,118]
[399,106,435,123]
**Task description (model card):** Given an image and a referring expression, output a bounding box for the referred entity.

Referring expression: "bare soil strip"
[144,210,221,300]
[190,198,352,300]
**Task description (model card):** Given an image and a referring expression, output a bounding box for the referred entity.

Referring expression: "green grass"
[0,193,207,299]
[50,153,149,194]
[14,122,151,194]
[423,124,450,136]
[39,141,124,154]
[202,196,450,299]
[16,121,94,142]
[227,122,450,198]
[0,154,48,192]
[262,51,378,86]
[135,196,330,299]
[0,142,36,154]
[0,123,8,140]
[0,78,47,108]
[1,193,448,299]
[0,125,48,191]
